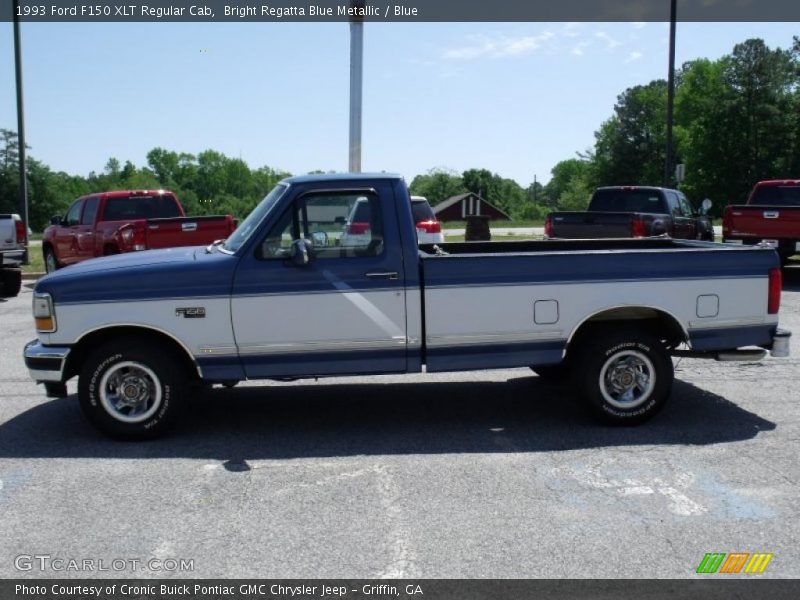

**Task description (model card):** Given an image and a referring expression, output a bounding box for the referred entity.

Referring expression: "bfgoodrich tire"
[575,328,673,425]
[78,339,188,440]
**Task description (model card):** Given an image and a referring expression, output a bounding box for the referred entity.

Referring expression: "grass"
[441,219,545,229]
[22,247,44,274]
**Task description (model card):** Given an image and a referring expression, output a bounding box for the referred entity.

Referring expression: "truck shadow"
[0,377,775,461]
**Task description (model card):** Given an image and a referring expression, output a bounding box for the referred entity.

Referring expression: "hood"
[36,246,237,305]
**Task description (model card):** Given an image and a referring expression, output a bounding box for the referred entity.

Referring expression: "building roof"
[432,192,511,219]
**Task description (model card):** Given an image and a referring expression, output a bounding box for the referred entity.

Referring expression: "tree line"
[1,36,797,230]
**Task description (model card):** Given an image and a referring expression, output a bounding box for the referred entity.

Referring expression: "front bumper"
[24,339,70,382]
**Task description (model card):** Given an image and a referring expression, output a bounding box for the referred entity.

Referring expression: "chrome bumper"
[24,339,70,382]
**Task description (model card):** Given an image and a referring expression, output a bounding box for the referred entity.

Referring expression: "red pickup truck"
[42,190,236,273]
[723,180,800,264]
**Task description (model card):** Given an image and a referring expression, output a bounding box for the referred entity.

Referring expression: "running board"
[671,349,767,362]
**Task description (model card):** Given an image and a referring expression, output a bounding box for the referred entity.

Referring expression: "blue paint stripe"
[421,247,776,289]
[426,340,566,373]
[689,324,776,351]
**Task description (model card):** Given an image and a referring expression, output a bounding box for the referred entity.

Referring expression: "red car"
[43,190,236,273]
[723,179,800,264]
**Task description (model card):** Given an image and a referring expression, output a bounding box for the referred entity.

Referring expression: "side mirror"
[700,199,713,215]
[50,215,62,225]
[289,238,314,267]
[310,231,329,248]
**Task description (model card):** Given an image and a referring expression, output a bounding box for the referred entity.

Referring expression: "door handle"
[365,271,399,280]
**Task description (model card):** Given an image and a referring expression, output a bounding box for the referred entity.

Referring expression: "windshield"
[750,185,800,206]
[222,184,288,253]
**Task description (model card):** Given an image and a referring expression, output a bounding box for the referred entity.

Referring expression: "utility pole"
[13,0,30,250]
[348,5,364,173]
[664,0,677,187]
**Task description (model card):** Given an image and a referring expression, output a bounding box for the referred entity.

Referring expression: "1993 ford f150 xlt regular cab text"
[24,174,791,439]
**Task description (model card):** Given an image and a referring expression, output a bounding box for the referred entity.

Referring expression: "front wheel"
[44,248,59,274]
[575,329,673,425]
[78,339,188,440]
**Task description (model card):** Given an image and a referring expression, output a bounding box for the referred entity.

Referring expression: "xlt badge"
[175,307,206,318]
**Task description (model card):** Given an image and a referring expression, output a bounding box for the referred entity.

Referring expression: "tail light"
[768,267,782,314]
[416,220,441,234]
[15,218,27,245]
[544,216,553,238]
[121,223,147,251]
[631,217,647,238]
[347,222,371,235]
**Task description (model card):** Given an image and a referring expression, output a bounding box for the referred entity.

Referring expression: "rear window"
[589,190,665,213]
[411,200,436,222]
[350,201,372,222]
[103,195,182,220]
[750,185,800,206]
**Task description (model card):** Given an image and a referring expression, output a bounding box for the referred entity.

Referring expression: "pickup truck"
[24,173,791,440]
[546,186,714,241]
[722,179,800,264]
[0,213,27,297]
[42,190,237,273]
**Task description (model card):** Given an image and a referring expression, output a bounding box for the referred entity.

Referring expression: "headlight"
[32,292,56,332]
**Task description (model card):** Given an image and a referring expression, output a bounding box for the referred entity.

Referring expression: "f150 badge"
[175,307,206,318]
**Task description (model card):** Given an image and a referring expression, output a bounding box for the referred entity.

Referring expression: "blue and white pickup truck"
[24,174,791,439]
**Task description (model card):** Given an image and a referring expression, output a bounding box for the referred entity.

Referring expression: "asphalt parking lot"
[1,267,799,579]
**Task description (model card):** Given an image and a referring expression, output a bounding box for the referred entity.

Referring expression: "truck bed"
[419,238,779,372]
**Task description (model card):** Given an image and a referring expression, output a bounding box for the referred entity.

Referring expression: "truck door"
[230,184,408,378]
[666,191,694,239]
[76,196,99,260]
[56,199,84,265]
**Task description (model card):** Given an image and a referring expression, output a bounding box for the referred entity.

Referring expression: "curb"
[22,272,44,281]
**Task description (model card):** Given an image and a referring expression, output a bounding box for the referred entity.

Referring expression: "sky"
[0,21,797,187]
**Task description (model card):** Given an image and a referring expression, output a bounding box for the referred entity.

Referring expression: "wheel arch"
[64,324,201,381]
[565,305,689,358]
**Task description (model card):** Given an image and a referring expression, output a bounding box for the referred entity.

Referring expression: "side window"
[665,192,681,217]
[66,200,84,226]
[81,197,99,225]
[678,194,694,217]
[258,192,384,260]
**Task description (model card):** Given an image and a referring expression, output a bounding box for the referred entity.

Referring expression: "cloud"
[625,51,644,63]
[443,31,556,60]
[595,31,622,49]
[571,41,592,56]
[631,22,647,29]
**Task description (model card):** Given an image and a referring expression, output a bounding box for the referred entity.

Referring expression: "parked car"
[722,179,800,264]
[410,196,445,244]
[0,213,26,297]
[25,173,790,439]
[42,190,237,273]
[546,186,714,240]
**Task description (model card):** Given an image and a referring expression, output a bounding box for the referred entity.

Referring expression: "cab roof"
[281,172,403,185]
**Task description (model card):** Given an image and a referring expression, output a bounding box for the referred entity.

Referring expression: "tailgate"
[0,215,18,251]
[550,212,633,239]
[726,205,800,239]
[145,216,233,249]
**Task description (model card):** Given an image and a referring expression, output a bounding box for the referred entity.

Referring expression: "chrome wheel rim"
[599,350,656,409]
[45,252,56,273]
[99,361,162,423]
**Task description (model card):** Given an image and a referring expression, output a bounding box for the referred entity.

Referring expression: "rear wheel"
[78,338,189,440]
[1,268,22,297]
[575,328,673,425]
